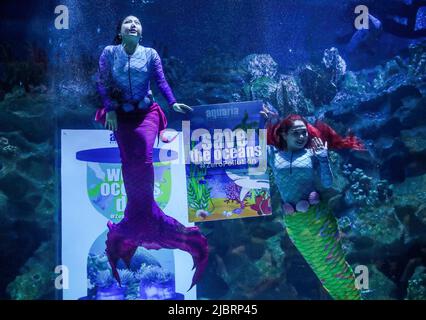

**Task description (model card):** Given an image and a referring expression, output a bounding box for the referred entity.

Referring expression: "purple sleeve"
[150,49,177,107]
[97,47,117,112]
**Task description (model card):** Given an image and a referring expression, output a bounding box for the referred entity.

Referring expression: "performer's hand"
[105,110,118,131]
[312,137,328,158]
[172,103,193,114]
[260,102,279,122]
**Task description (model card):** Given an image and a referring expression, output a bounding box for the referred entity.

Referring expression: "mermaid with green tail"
[261,105,365,300]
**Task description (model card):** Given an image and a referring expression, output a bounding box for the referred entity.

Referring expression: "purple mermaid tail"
[104,104,208,290]
[105,198,209,290]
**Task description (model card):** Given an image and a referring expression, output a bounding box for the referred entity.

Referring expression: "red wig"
[266,114,365,151]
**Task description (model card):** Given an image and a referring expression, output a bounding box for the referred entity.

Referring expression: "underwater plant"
[187,142,214,212]
[187,170,213,212]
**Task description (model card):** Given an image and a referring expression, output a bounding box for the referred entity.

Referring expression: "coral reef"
[276,74,314,116]
[87,249,173,300]
[6,240,56,300]
[321,47,347,85]
[343,165,393,207]
[136,264,173,285]
[239,54,278,82]
[406,266,426,300]
[224,183,250,209]
[187,164,213,212]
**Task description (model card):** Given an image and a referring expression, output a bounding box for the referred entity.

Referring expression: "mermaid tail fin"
[105,211,209,291]
[284,203,361,300]
[150,210,209,291]
[184,227,209,291]
[105,221,138,287]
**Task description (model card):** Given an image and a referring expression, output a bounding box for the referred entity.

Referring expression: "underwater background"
[0,0,426,299]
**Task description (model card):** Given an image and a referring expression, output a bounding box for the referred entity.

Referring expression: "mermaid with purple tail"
[95,15,208,290]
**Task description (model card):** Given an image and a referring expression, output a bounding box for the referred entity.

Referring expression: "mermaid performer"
[261,105,365,300]
[95,15,208,290]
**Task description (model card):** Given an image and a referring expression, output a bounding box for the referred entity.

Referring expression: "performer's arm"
[150,49,177,107]
[312,137,333,188]
[97,47,118,112]
[317,154,333,188]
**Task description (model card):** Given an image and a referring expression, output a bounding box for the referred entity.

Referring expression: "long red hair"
[267,114,365,151]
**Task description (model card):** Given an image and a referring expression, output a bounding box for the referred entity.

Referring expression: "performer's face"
[120,16,142,38]
[283,120,308,151]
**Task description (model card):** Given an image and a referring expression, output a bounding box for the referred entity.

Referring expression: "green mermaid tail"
[283,202,361,300]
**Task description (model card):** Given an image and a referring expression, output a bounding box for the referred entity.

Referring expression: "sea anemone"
[117,269,136,287]
[95,270,114,288]
[136,264,173,285]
